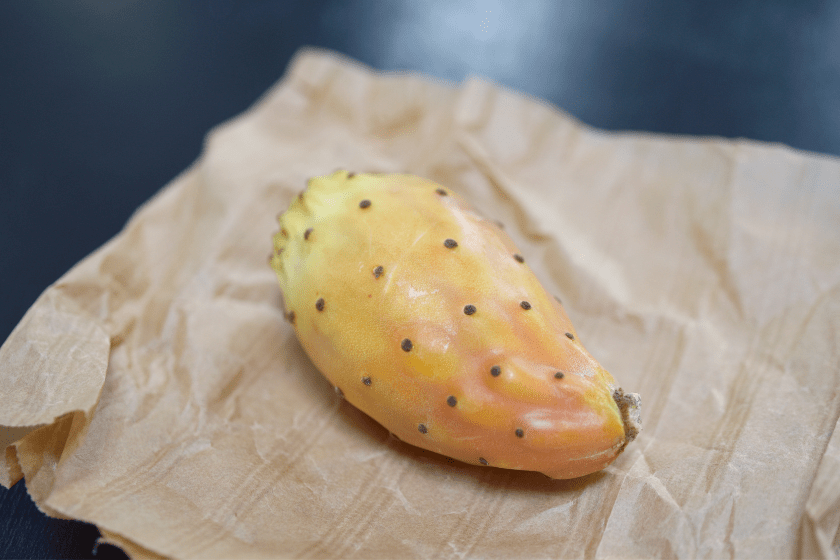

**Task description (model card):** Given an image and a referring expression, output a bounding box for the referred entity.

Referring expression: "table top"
[2,1,838,558]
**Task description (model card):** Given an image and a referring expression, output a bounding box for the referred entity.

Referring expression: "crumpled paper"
[2,47,839,559]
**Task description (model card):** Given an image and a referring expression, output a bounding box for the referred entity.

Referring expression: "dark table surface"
[2,1,838,558]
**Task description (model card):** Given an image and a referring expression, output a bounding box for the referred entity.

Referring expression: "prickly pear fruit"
[270,171,641,479]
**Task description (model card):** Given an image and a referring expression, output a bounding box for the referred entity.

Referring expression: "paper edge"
[99,529,171,560]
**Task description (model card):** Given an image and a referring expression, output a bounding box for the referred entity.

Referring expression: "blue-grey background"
[1,1,838,558]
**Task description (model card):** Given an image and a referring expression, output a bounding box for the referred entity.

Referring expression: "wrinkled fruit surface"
[270,171,641,479]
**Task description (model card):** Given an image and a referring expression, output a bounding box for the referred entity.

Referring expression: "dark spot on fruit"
[374,265,384,278]
[447,396,457,407]
[463,304,476,315]
[436,188,447,196]
[281,228,288,237]
[418,424,428,434]
[298,190,305,201]
[359,199,372,209]
[520,301,532,310]
[490,365,501,377]
[362,376,372,386]
[515,428,524,438]
[401,338,413,352]
[479,457,488,466]
[335,386,344,398]
[566,332,575,340]
[304,227,313,240]
[554,371,565,379]
[316,298,325,312]
[287,311,296,324]
[513,254,524,263]
[347,172,356,178]
[444,238,458,249]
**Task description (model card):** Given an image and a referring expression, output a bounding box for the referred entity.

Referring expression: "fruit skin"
[270,171,641,479]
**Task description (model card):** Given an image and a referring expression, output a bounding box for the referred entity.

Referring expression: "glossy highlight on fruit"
[270,171,641,479]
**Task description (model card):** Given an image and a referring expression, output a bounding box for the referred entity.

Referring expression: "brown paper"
[2,47,839,559]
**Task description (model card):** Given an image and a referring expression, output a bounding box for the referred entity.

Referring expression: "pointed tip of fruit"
[613,388,642,450]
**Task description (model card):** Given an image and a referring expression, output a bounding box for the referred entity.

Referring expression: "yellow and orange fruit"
[270,171,640,479]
